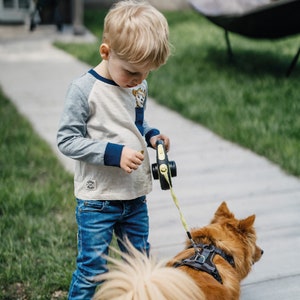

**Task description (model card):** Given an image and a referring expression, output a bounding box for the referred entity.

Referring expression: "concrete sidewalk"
[1,25,299,299]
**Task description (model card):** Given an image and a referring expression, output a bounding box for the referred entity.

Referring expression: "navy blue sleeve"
[145,128,160,148]
[104,143,124,167]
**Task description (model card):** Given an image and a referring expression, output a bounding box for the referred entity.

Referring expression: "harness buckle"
[197,254,206,264]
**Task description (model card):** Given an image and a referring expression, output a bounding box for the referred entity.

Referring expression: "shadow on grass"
[205,46,300,78]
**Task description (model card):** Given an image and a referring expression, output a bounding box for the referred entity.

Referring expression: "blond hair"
[102,0,171,69]
[93,242,205,300]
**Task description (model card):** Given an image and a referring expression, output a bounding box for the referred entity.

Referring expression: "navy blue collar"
[88,69,118,86]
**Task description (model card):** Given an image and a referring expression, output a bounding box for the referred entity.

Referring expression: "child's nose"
[136,71,149,83]
[134,75,144,84]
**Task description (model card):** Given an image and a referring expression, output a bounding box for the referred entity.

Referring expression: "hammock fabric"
[189,0,300,75]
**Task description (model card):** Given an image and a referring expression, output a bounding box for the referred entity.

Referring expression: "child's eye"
[126,70,138,76]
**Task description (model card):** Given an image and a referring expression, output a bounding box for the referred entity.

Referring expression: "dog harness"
[173,243,235,284]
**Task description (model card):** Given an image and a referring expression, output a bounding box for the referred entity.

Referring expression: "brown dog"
[94,202,263,300]
[167,201,263,300]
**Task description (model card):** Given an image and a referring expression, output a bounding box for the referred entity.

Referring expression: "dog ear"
[211,202,233,223]
[215,202,232,217]
[238,215,255,231]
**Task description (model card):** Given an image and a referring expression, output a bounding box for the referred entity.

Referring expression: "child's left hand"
[150,134,170,152]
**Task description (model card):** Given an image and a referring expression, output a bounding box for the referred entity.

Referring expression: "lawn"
[57,9,300,177]
[0,90,75,299]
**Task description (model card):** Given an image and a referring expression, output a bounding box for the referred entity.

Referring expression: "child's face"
[106,53,152,88]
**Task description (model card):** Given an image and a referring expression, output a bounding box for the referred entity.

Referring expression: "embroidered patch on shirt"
[132,88,146,108]
[86,179,96,191]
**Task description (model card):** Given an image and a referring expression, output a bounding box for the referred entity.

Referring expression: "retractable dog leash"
[152,144,237,282]
[152,140,200,255]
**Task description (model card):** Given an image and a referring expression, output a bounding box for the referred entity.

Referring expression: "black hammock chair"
[189,0,300,76]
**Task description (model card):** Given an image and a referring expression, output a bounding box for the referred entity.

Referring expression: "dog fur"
[93,242,204,300]
[93,202,263,300]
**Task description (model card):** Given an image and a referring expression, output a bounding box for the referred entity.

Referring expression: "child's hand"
[120,147,144,174]
[150,134,170,152]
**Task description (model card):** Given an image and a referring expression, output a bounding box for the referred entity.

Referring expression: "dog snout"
[253,246,263,264]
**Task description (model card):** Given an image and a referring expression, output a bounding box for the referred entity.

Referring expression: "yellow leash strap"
[159,167,192,234]
[160,169,200,254]
[155,142,200,255]
[162,170,190,233]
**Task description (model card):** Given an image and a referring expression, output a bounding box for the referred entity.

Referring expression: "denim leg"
[115,196,150,256]
[68,197,150,300]
[68,199,115,300]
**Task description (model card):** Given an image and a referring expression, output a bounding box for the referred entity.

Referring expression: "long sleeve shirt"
[57,69,160,200]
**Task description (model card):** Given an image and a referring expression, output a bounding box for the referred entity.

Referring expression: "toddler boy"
[57,1,171,299]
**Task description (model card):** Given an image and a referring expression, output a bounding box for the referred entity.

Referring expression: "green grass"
[0,90,75,299]
[0,85,120,299]
[56,9,300,177]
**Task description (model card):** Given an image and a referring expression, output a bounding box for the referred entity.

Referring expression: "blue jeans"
[68,196,150,300]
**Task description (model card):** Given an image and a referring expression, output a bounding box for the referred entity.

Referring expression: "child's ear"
[99,43,110,60]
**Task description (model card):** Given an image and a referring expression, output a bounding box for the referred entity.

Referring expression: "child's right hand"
[120,147,144,174]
